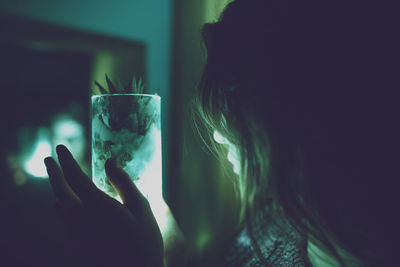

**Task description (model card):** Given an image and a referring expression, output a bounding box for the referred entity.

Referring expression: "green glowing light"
[24,138,51,178]
[213,130,241,175]
[53,119,82,137]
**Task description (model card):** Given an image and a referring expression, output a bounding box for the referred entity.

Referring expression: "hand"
[44,145,164,267]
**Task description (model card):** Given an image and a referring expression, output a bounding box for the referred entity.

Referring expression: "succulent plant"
[92,74,156,134]
[93,74,145,95]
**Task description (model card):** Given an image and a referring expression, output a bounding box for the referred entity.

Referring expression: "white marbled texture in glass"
[91,94,162,200]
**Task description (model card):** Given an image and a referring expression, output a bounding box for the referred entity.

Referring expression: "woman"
[45,0,399,266]
[196,1,399,266]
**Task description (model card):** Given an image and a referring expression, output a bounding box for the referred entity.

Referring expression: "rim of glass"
[92,93,160,99]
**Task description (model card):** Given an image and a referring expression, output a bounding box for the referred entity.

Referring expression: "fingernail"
[44,157,54,176]
[44,157,52,167]
[56,145,68,158]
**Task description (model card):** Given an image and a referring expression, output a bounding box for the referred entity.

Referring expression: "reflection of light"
[149,196,169,237]
[213,130,241,175]
[227,146,241,175]
[53,120,82,138]
[24,139,51,178]
[213,130,228,144]
[140,126,163,198]
[132,126,166,231]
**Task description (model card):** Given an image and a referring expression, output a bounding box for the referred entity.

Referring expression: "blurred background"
[0,0,239,265]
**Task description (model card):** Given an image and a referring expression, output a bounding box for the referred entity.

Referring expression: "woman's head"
[197,0,280,214]
[197,0,398,265]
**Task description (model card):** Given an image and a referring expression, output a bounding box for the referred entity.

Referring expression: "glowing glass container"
[91,94,162,201]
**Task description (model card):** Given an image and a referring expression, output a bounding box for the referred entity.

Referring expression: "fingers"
[44,157,81,205]
[56,145,102,202]
[105,158,149,214]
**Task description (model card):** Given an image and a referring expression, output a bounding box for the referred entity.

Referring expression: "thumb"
[105,159,150,215]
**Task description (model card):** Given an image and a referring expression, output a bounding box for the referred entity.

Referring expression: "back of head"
[199,0,399,265]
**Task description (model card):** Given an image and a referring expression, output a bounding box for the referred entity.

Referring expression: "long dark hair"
[196,0,399,266]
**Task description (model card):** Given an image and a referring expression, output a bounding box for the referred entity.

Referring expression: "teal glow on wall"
[0,0,172,97]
